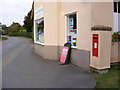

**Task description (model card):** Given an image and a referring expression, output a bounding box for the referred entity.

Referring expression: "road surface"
[2,36,96,88]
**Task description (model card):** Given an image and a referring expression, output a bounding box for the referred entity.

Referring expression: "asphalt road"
[2,36,96,88]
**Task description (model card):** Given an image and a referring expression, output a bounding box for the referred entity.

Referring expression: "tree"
[7,22,21,32]
[2,25,7,30]
[2,24,8,34]
[23,10,33,32]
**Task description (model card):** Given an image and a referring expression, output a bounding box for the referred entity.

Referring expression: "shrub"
[0,36,8,40]
[112,31,120,42]
[8,32,32,38]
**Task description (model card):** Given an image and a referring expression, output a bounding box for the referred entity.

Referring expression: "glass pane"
[118,2,120,13]
[114,2,117,13]
[67,13,77,47]
[36,18,44,43]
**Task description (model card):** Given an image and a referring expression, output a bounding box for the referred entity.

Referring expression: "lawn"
[94,63,120,88]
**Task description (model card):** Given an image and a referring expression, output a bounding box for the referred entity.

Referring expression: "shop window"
[67,13,77,47]
[35,18,44,43]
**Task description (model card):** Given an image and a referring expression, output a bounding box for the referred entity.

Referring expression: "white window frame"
[65,12,77,48]
[34,18,44,45]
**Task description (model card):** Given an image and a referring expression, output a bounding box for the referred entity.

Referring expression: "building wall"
[99,31,111,69]
[90,2,113,69]
[34,1,113,70]
[34,1,43,12]
[44,2,58,46]
[58,2,92,51]
[91,2,113,27]
[111,42,120,63]
[57,2,92,70]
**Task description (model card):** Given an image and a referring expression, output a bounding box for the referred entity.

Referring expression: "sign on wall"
[34,6,43,20]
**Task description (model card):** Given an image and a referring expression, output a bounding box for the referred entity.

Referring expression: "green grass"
[0,36,8,40]
[94,63,120,88]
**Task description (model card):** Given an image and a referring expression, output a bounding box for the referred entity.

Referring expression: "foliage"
[0,36,8,40]
[32,28,34,41]
[1,9,33,38]
[94,63,120,88]
[23,10,33,32]
[7,22,21,32]
[6,22,32,38]
[2,25,8,35]
[8,32,32,38]
[19,30,27,32]
[112,31,120,42]
[19,27,26,31]
[2,25,7,30]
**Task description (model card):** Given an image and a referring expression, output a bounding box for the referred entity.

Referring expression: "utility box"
[90,26,112,72]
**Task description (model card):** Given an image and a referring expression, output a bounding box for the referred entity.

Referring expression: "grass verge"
[94,63,120,88]
[0,36,8,40]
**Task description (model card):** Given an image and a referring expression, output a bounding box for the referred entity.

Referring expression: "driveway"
[2,36,96,88]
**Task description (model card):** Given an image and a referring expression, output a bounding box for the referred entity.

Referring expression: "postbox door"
[92,34,98,57]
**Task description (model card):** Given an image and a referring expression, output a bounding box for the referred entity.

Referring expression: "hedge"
[8,32,32,38]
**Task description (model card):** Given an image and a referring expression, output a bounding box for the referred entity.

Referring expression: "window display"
[35,18,44,43]
[67,13,77,47]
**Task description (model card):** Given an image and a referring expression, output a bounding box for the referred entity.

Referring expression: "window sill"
[71,46,77,49]
[34,41,44,46]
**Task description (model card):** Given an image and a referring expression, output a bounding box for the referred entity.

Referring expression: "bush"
[0,36,8,40]
[112,31,120,42]
[8,32,32,38]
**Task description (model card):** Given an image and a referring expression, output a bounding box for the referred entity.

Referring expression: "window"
[114,2,117,13]
[67,13,77,47]
[113,2,120,13]
[35,18,44,43]
[118,1,120,13]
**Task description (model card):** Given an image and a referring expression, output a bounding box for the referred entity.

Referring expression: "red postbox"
[92,34,98,57]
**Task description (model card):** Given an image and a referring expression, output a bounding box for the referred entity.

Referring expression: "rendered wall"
[90,2,113,69]
[58,2,92,51]
[33,1,113,70]
[90,31,112,69]
[111,42,120,63]
[91,2,113,27]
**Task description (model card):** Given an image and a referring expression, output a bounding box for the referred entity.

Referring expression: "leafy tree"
[23,10,33,32]
[2,25,8,34]
[2,25,7,30]
[7,22,21,32]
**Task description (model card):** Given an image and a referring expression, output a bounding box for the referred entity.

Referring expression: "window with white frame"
[114,2,120,13]
[113,1,120,32]
[67,13,77,47]
[35,18,44,43]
